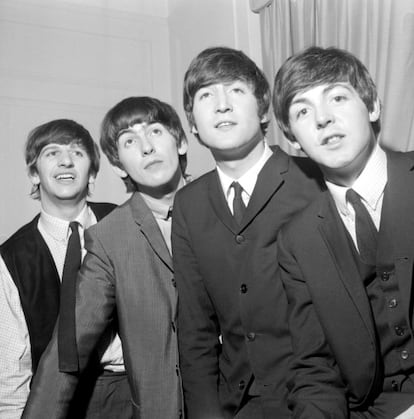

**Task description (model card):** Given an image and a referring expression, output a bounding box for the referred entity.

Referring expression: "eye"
[149,127,163,137]
[333,95,347,103]
[197,90,212,100]
[296,108,309,119]
[231,87,245,94]
[44,149,59,157]
[71,149,85,157]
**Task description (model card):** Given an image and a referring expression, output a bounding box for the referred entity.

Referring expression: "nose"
[316,106,334,129]
[215,89,232,113]
[141,136,155,156]
[58,149,74,166]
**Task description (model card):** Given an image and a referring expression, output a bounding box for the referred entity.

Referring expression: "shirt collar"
[38,204,92,241]
[217,140,273,198]
[326,144,387,215]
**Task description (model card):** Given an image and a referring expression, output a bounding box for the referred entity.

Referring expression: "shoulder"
[175,169,216,201]
[87,198,134,236]
[88,201,117,220]
[0,215,40,251]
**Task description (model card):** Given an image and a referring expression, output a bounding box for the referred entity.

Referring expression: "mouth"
[215,121,236,129]
[55,173,76,181]
[145,160,162,170]
[320,134,345,146]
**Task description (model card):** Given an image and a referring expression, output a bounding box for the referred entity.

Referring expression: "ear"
[112,165,128,179]
[178,138,188,155]
[287,138,302,151]
[88,173,96,185]
[369,98,381,122]
[260,113,269,124]
[29,170,40,186]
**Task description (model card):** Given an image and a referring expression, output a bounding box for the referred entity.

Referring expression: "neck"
[139,172,184,206]
[41,198,87,221]
[214,138,265,179]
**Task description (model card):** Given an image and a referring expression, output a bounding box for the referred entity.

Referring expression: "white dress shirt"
[217,141,273,213]
[0,204,124,418]
[326,144,387,251]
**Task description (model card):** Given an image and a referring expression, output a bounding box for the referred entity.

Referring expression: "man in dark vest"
[0,119,130,418]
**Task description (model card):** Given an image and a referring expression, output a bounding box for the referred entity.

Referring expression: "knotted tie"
[346,189,378,265]
[58,221,81,371]
[231,181,246,225]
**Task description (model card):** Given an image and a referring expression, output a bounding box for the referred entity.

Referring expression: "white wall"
[0,0,261,241]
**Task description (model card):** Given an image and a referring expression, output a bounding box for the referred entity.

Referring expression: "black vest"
[0,202,116,372]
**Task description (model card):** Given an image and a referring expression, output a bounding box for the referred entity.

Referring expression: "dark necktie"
[231,181,246,225]
[346,188,378,265]
[58,221,81,372]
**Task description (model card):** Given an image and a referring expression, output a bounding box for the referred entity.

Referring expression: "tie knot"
[69,221,79,232]
[346,188,361,205]
[231,181,244,197]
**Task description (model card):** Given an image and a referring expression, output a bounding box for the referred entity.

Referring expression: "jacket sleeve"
[23,228,117,419]
[172,194,225,419]
[277,229,349,419]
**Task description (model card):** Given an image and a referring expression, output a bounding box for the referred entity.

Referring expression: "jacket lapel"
[129,193,173,272]
[208,170,239,232]
[317,192,377,343]
[241,150,285,229]
[378,151,414,320]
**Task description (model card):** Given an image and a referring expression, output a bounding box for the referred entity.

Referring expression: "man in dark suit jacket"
[23,97,189,419]
[172,46,323,419]
[0,119,124,418]
[273,46,414,418]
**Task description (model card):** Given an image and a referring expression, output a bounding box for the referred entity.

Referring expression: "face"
[191,80,266,159]
[115,122,187,195]
[30,142,94,209]
[288,82,380,185]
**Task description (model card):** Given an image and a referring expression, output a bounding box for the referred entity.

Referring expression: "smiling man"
[23,97,188,419]
[273,46,414,418]
[172,46,323,419]
[0,119,122,418]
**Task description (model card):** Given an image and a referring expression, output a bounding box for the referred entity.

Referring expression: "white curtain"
[251,0,414,154]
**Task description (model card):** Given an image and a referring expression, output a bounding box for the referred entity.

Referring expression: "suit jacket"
[23,192,183,419]
[172,146,324,418]
[0,201,115,371]
[278,150,414,418]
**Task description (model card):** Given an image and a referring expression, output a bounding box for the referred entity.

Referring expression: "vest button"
[401,350,409,360]
[238,380,246,390]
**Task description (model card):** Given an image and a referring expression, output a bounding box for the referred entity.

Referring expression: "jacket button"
[238,380,246,390]
[381,272,390,281]
[235,235,245,244]
[246,332,256,341]
[395,326,405,336]
[391,380,399,391]
[401,350,409,360]
[388,298,398,308]
[240,284,247,294]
